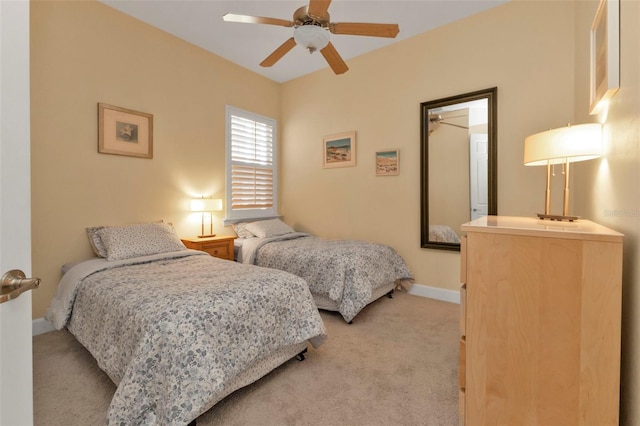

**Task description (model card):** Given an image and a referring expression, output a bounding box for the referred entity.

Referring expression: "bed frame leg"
[295,348,308,361]
[187,420,196,426]
[386,289,394,299]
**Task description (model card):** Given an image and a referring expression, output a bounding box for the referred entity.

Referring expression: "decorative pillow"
[98,222,186,261]
[86,226,108,258]
[231,222,256,239]
[86,220,165,258]
[244,219,295,238]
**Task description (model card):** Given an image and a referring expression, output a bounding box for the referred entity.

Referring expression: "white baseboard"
[408,283,460,304]
[32,318,56,336]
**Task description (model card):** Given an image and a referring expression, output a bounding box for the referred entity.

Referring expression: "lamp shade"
[524,123,603,166]
[190,198,223,212]
[294,25,329,51]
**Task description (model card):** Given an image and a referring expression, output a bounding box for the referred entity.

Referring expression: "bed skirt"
[312,281,396,313]
[194,341,308,418]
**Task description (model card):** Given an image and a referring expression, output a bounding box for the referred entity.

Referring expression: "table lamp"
[191,197,223,237]
[524,123,602,221]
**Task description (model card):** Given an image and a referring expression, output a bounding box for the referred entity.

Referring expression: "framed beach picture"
[589,0,619,114]
[376,149,399,176]
[98,103,153,158]
[323,131,356,168]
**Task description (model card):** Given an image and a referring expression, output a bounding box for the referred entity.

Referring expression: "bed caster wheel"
[387,290,394,299]
[295,348,308,361]
[187,420,197,426]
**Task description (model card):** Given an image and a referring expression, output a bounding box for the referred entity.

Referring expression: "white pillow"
[231,222,256,239]
[244,219,295,238]
[98,222,186,261]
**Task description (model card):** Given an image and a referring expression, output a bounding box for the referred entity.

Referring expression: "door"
[0,2,34,424]
[469,134,488,220]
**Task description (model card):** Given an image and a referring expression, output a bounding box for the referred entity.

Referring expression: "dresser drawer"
[459,389,465,426]
[460,284,466,336]
[459,336,466,390]
[460,236,467,284]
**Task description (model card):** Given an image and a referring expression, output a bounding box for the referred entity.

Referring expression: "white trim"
[222,215,280,227]
[408,283,460,304]
[32,318,55,336]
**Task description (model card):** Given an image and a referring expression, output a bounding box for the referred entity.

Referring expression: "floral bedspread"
[241,235,413,322]
[47,251,326,425]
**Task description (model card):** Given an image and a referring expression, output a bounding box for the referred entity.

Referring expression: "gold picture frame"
[98,103,153,158]
[376,149,399,176]
[589,0,619,115]
[322,131,356,168]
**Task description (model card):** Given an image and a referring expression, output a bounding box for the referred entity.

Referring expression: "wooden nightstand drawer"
[200,242,230,259]
[181,236,237,261]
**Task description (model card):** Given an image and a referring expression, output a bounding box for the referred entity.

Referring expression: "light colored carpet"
[33,292,459,425]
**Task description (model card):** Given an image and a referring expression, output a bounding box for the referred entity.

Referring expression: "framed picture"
[98,103,153,158]
[322,131,356,168]
[589,0,619,115]
[376,149,399,176]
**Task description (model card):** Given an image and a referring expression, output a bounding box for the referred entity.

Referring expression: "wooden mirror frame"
[420,87,498,251]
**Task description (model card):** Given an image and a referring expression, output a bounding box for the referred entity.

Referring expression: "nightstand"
[181,236,237,261]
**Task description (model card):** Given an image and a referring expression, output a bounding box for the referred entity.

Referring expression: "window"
[225,106,278,223]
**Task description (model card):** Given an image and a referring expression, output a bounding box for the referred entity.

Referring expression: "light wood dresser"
[459,216,622,425]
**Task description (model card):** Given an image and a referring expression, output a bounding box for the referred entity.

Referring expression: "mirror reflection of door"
[469,133,488,220]
[428,99,487,237]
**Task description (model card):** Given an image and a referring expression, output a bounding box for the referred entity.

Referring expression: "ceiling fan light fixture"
[294,24,329,53]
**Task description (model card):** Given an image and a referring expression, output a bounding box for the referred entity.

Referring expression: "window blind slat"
[230,163,273,210]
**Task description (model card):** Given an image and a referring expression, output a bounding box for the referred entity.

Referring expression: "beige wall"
[30,0,280,318]
[573,1,640,423]
[279,0,576,293]
[30,0,640,421]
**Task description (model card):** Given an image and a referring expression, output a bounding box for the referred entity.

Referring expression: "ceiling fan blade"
[320,42,348,75]
[223,13,294,28]
[308,0,332,19]
[330,22,399,38]
[440,122,469,130]
[260,37,297,68]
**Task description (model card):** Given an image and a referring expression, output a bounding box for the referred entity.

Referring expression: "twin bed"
[46,222,326,425]
[233,218,413,323]
[46,219,411,424]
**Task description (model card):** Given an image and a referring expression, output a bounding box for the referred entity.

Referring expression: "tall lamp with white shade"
[191,197,223,238]
[524,123,602,221]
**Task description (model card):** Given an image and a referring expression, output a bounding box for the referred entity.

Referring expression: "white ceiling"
[100,0,508,83]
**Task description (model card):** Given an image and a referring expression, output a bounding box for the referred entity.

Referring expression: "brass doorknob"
[1,269,40,304]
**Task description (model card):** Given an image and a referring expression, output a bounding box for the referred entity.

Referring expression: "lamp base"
[537,213,580,222]
[197,234,216,238]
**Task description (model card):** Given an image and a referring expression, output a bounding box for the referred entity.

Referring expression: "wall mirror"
[420,87,497,251]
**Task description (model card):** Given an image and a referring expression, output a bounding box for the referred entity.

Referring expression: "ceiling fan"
[222,0,400,75]
[428,113,469,134]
